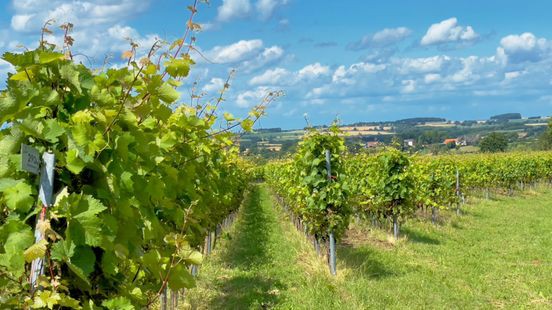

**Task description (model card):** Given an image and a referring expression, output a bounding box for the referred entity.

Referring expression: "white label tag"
[21,144,41,175]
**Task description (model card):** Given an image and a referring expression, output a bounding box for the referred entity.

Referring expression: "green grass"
[339,190,552,309]
[186,185,552,309]
[186,184,358,309]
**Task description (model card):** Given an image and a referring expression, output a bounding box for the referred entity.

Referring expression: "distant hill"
[256,128,282,133]
[490,113,522,121]
[395,117,446,124]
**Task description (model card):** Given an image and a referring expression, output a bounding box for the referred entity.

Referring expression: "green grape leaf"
[58,293,81,309]
[158,83,180,103]
[63,194,107,247]
[158,132,177,150]
[241,119,254,132]
[142,250,163,277]
[50,239,76,262]
[24,239,48,263]
[72,194,107,220]
[9,70,33,81]
[101,251,119,276]
[223,112,235,122]
[114,132,135,161]
[0,178,20,191]
[69,246,95,279]
[167,264,195,290]
[3,181,34,212]
[72,110,94,124]
[184,250,203,265]
[38,51,65,64]
[2,51,37,67]
[66,149,86,174]
[164,58,191,78]
[31,290,62,309]
[0,230,34,277]
[0,94,19,123]
[101,296,133,310]
[42,119,65,143]
[60,64,82,93]
[0,134,21,155]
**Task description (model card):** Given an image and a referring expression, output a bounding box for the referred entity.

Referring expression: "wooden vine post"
[455,168,461,215]
[326,149,337,276]
[22,144,55,292]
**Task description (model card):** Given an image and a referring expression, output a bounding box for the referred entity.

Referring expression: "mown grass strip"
[186,184,358,309]
[338,189,552,309]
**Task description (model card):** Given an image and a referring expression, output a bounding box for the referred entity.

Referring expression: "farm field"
[186,184,552,309]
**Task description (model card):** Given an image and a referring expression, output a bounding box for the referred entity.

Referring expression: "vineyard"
[2,77,552,307]
[265,128,552,268]
[1,3,552,310]
[0,13,260,308]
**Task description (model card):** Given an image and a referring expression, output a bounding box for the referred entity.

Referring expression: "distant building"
[518,132,528,139]
[257,141,283,152]
[404,139,415,147]
[443,137,467,146]
[365,141,381,148]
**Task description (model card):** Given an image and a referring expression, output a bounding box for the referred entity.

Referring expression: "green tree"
[538,121,552,150]
[479,132,508,152]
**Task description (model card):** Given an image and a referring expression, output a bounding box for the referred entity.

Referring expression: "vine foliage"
[265,125,350,239]
[0,11,260,309]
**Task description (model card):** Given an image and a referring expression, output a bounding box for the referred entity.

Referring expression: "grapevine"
[0,5,264,308]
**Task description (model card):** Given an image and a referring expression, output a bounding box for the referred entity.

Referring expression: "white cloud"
[208,39,264,64]
[249,63,329,86]
[4,1,160,65]
[107,24,138,40]
[349,27,412,50]
[0,59,15,83]
[68,24,158,61]
[497,32,551,63]
[504,70,523,80]
[401,79,416,93]
[500,33,542,52]
[297,63,330,79]
[236,86,271,108]
[199,23,214,32]
[256,0,289,20]
[240,45,285,72]
[397,55,451,74]
[11,14,34,32]
[424,73,441,84]
[13,0,52,11]
[447,56,497,84]
[332,62,386,84]
[294,51,512,105]
[421,17,478,46]
[202,78,226,93]
[217,0,252,22]
[10,0,151,33]
[249,68,291,85]
[217,0,288,22]
[306,87,325,99]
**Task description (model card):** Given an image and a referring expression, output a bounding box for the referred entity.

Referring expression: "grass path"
[186,183,358,309]
[187,185,552,309]
[338,190,552,309]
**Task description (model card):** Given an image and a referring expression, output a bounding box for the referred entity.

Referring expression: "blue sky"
[1,0,552,129]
